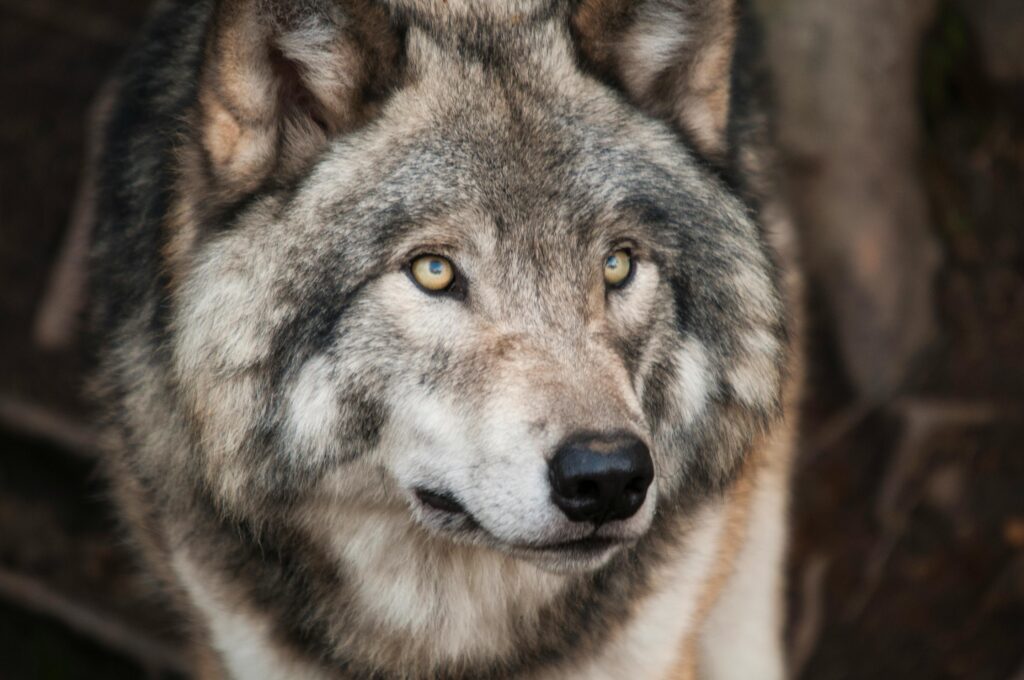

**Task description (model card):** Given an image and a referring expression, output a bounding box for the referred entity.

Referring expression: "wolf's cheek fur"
[170,237,291,506]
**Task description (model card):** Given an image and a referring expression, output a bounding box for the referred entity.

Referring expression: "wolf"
[86,0,802,677]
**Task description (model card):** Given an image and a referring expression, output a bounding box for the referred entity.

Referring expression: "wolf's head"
[168,0,785,574]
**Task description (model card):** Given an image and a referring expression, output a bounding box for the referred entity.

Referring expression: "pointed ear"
[198,0,401,196]
[573,0,737,159]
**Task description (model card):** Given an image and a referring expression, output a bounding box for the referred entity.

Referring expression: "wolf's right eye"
[604,249,633,288]
[410,255,455,293]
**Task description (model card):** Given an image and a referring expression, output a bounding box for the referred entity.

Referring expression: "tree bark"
[756,0,942,397]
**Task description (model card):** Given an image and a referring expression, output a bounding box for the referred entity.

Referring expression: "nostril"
[574,479,600,500]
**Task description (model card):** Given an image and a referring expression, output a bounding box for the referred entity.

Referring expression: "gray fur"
[89,0,794,677]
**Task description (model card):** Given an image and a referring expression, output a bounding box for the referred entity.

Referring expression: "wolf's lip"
[412,490,632,560]
[415,488,467,515]
[520,536,621,554]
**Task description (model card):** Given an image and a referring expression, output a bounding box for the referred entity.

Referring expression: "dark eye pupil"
[429,260,444,275]
[607,256,619,269]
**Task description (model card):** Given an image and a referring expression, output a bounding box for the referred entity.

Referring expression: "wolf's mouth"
[415,488,467,515]
[413,487,629,564]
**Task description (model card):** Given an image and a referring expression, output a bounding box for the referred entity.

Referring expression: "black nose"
[548,433,654,524]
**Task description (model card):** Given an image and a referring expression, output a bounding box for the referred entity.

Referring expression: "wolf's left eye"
[604,250,633,288]
[410,254,455,292]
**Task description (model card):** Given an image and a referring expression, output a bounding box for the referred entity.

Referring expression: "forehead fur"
[297,17,737,234]
[385,0,558,22]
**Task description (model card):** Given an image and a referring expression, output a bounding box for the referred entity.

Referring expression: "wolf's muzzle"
[548,433,653,524]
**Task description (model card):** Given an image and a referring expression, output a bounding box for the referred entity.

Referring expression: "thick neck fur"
[298,484,569,666]
[174,482,718,679]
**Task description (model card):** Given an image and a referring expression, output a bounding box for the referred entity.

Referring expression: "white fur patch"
[175,268,274,377]
[672,337,712,426]
[172,551,327,680]
[286,355,339,465]
[726,329,781,408]
[384,382,581,547]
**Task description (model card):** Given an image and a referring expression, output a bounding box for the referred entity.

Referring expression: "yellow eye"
[411,254,455,292]
[603,249,632,287]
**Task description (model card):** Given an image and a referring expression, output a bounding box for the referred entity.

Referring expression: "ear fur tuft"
[573,0,737,159]
[197,0,401,196]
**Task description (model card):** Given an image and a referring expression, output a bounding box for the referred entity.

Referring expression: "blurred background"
[0,0,1022,678]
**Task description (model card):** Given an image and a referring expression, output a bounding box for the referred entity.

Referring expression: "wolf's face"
[169,0,785,575]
